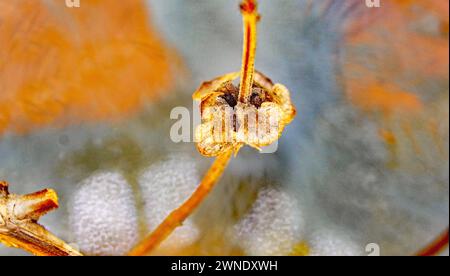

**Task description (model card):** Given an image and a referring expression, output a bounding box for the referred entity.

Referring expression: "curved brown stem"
[128,150,233,256]
[128,0,260,256]
[416,228,449,256]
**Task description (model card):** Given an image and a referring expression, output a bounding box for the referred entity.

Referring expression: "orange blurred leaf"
[0,0,177,134]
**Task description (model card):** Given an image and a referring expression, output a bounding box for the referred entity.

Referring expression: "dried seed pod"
[0,181,82,256]
[129,0,297,256]
[194,71,296,157]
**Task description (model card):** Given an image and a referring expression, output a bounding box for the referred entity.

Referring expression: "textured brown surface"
[0,181,82,256]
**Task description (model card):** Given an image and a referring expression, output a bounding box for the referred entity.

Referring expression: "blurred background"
[0,0,448,256]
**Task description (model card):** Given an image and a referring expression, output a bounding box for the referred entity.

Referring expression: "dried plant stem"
[0,181,82,256]
[416,228,449,256]
[238,0,259,103]
[128,150,233,256]
[128,0,259,256]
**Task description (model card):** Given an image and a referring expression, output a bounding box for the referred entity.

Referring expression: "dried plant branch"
[0,181,82,256]
[416,228,449,256]
[128,150,233,256]
[129,1,260,256]
[129,0,291,256]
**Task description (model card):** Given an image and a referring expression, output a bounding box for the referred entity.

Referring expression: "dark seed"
[250,87,266,108]
[218,81,239,107]
[220,93,238,108]
[250,93,263,108]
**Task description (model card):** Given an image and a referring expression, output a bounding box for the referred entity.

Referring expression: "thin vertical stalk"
[238,0,259,103]
[128,0,260,256]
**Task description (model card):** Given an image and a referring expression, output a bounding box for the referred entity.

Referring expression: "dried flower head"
[129,0,296,256]
[194,71,296,157]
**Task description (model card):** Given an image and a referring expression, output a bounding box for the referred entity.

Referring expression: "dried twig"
[0,181,82,256]
[416,228,449,256]
[128,150,233,256]
[129,0,261,256]
[129,0,296,255]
